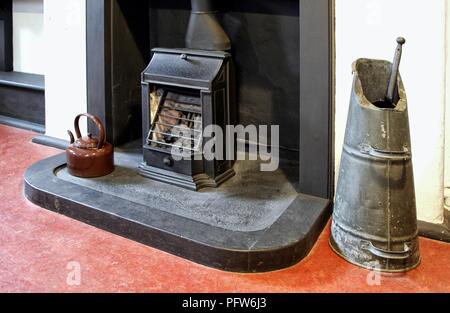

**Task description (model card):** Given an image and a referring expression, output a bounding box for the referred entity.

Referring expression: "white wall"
[12,0,45,74]
[445,1,450,209]
[335,0,446,223]
[44,0,87,139]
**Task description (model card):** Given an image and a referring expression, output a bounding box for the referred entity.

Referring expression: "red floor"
[1,124,450,293]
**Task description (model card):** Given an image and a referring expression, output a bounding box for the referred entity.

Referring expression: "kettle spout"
[67,130,75,144]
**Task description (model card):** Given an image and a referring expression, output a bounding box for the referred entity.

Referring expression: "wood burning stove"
[139,0,236,190]
[140,48,236,190]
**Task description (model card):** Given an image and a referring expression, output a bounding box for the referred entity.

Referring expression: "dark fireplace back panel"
[94,0,299,153]
[110,2,149,144]
[86,0,332,197]
[149,0,299,152]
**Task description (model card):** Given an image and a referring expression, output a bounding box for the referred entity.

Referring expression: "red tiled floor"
[1,124,450,293]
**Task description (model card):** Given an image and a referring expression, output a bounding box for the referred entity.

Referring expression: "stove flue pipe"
[186,0,231,51]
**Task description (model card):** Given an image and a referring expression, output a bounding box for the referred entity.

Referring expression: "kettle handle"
[74,113,106,149]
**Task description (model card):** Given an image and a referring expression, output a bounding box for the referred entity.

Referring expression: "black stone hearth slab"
[24,153,332,273]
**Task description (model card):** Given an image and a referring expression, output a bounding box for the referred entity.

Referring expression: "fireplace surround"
[24,0,335,272]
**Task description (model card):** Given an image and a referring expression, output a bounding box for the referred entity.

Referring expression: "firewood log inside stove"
[172,124,195,149]
[171,114,202,150]
[164,99,198,113]
[150,89,164,124]
[152,109,182,143]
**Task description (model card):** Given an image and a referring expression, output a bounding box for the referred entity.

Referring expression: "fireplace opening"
[147,0,300,157]
[86,0,301,190]
[94,0,300,165]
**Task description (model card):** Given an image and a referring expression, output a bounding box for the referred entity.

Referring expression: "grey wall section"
[149,0,300,152]
[299,0,333,199]
[111,0,149,144]
[87,0,149,144]
[0,0,13,72]
[86,0,112,141]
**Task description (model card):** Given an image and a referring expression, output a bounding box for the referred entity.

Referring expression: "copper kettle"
[66,113,114,178]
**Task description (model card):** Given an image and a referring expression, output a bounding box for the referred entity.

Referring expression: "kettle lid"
[74,133,100,149]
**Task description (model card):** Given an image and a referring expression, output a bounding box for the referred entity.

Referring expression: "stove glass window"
[148,88,202,153]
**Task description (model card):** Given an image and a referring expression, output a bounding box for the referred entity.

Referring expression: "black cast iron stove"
[139,0,236,191]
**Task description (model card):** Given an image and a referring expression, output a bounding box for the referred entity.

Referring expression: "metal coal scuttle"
[330,38,421,272]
